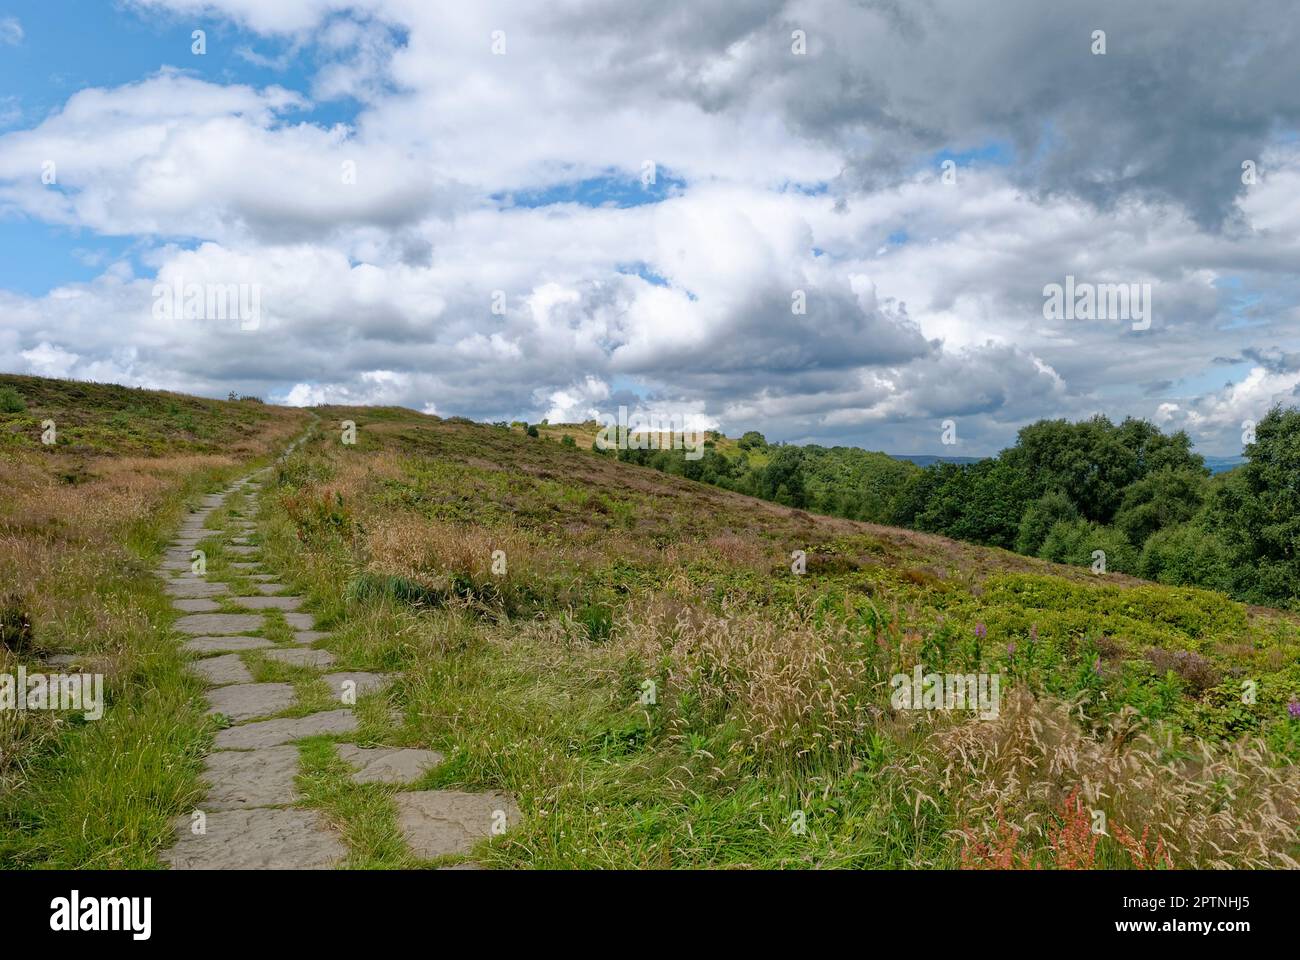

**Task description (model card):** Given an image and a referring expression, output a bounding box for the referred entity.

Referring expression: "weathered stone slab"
[283,612,315,630]
[226,545,259,556]
[164,579,230,598]
[336,744,443,785]
[394,790,520,859]
[206,682,295,722]
[253,582,285,594]
[184,635,274,655]
[174,612,263,635]
[293,631,331,645]
[264,648,336,669]
[214,709,358,749]
[229,562,260,570]
[189,654,253,686]
[173,598,221,613]
[324,672,390,701]
[233,595,303,611]
[160,809,344,870]
[202,745,301,810]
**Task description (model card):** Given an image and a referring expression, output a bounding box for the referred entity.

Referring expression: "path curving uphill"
[156,432,519,869]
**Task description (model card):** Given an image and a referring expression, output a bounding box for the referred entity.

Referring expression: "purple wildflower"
[974,622,987,640]
[1288,699,1300,720]
[1006,642,1016,657]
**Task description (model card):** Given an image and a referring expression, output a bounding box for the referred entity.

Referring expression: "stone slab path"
[158,448,520,869]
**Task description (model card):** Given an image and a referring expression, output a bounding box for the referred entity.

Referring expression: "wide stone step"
[214,709,358,749]
[175,613,263,635]
[160,809,344,870]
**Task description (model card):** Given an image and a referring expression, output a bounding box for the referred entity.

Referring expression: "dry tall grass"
[924,690,1300,868]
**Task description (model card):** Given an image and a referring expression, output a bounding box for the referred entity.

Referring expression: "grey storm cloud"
[585,0,1300,229]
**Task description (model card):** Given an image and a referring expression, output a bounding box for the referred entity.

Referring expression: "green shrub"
[1015,490,1078,555]
[1138,524,1236,593]
[0,386,26,413]
[1039,519,1138,574]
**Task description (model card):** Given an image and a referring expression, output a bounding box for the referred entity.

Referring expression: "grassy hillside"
[0,373,309,867]
[249,405,1300,868]
[4,380,1299,869]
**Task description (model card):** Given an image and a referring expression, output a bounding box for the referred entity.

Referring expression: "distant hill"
[894,453,1247,474]
[1203,455,1246,474]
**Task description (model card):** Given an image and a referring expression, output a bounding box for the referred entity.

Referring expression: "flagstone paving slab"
[206,682,296,722]
[214,709,358,749]
[264,648,336,669]
[233,595,303,611]
[252,582,285,594]
[226,545,259,556]
[173,598,221,613]
[336,744,443,785]
[202,746,301,810]
[160,809,344,870]
[164,579,229,598]
[184,635,275,655]
[189,654,253,686]
[293,631,331,645]
[229,562,260,570]
[283,612,315,630]
[174,612,263,635]
[393,790,520,859]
